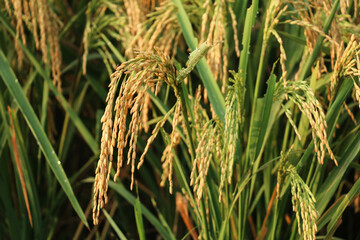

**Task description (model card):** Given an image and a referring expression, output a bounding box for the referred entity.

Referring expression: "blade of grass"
[248,74,277,164]
[8,108,32,227]
[218,172,251,240]
[103,209,128,240]
[83,179,177,240]
[0,51,89,228]
[318,177,360,233]
[134,190,146,240]
[6,109,43,238]
[315,130,360,214]
[238,0,258,81]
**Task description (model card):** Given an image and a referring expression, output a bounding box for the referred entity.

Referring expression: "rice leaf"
[0,50,89,228]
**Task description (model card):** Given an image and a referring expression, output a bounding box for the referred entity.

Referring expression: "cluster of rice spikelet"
[93,48,176,225]
[287,0,345,77]
[5,0,62,90]
[190,121,218,203]
[275,81,337,166]
[82,0,184,133]
[187,71,246,204]
[289,166,318,240]
[218,72,244,201]
[263,0,288,82]
[159,102,182,194]
[277,146,318,240]
[330,34,360,106]
[140,1,181,56]
[200,0,240,94]
[82,0,128,75]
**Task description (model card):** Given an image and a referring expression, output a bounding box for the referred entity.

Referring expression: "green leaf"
[0,12,99,155]
[0,50,89,228]
[103,209,128,240]
[238,0,258,80]
[105,180,176,240]
[316,131,360,214]
[134,193,146,240]
[218,172,251,240]
[247,74,277,164]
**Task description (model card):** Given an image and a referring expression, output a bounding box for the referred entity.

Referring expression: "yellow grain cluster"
[200,0,240,94]
[82,0,182,135]
[263,0,288,83]
[277,146,318,240]
[219,72,244,202]
[287,0,346,78]
[331,35,360,101]
[93,48,177,224]
[190,121,218,203]
[5,0,62,90]
[160,103,182,194]
[275,81,337,166]
[289,165,318,240]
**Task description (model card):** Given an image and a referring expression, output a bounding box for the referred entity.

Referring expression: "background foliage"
[1,0,360,239]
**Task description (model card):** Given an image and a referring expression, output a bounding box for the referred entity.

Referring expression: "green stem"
[178,85,196,159]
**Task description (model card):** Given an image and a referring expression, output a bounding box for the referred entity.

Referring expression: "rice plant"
[1,0,360,239]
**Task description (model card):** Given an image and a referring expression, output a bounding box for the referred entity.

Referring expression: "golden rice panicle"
[271,30,287,83]
[141,0,157,12]
[263,0,287,43]
[283,106,302,141]
[276,145,294,199]
[330,35,360,109]
[4,0,12,16]
[160,102,182,194]
[124,0,146,56]
[277,146,318,240]
[93,72,119,225]
[288,1,342,76]
[261,0,288,84]
[190,121,216,204]
[142,1,180,55]
[9,0,68,90]
[93,49,176,225]
[201,0,234,94]
[289,165,318,240]
[330,35,359,96]
[82,0,150,75]
[200,0,211,44]
[6,0,63,90]
[275,81,337,166]
[228,6,240,57]
[354,54,360,107]
[12,0,26,67]
[138,103,176,170]
[36,0,63,90]
[82,1,116,75]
